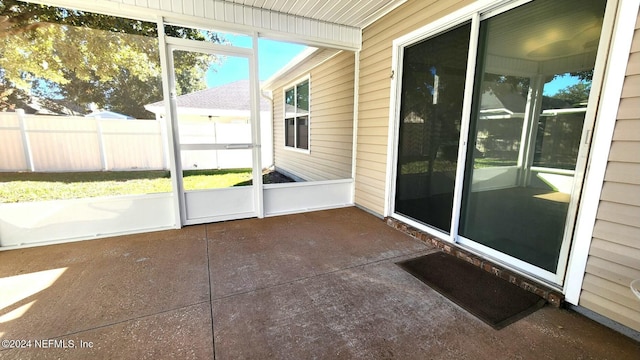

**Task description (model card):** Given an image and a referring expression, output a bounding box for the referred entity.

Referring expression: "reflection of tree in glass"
[0,0,224,118]
[482,74,530,100]
[544,71,593,109]
[399,26,469,166]
[551,82,591,107]
[472,74,529,167]
[296,80,309,112]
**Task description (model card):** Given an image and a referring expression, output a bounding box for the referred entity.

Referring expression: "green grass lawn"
[0,169,253,203]
[399,158,518,175]
[474,158,517,168]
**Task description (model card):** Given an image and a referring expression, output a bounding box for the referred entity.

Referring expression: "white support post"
[251,32,264,218]
[158,16,183,228]
[351,50,360,204]
[518,74,544,187]
[17,109,35,172]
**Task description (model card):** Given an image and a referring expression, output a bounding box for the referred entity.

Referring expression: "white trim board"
[563,0,640,305]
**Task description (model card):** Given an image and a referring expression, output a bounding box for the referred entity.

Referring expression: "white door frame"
[160,28,263,226]
[385,0,619,288]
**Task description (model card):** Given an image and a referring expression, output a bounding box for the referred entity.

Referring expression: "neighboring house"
[2,0,638,340]
[144,79,271,124]
[85,110,135,119]
[145,80,273,169]
[15,95,83,116]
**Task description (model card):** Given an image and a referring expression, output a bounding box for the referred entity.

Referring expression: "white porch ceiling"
[221,0,406,28]
[30,0,407,50]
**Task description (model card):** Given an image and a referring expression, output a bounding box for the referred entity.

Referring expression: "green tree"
[553,82,591,106]
[0,0,224,118]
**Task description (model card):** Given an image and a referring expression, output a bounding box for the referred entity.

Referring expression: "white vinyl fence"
[0,111,263,172]
[178,122,252,170]
[0,111,167,171]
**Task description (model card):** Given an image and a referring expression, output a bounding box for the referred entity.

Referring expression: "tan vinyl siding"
[580,11,640,332]
[271,50,354,181]
[355,0,474,215]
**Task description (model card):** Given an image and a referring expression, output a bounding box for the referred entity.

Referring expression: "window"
[284,78,310,150]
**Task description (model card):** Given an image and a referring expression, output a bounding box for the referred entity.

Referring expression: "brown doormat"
[398,252,546,330]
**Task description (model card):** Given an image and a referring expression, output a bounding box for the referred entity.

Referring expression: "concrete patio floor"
[0,207,638,359]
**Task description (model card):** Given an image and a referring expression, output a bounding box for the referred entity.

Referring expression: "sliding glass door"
[393,0,608,284]
[394,23,471,234]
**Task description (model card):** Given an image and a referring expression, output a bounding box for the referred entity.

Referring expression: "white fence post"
[17,109,35,172]
[158,115,170,170]
[95,117,109,170]
[214,122,219,169]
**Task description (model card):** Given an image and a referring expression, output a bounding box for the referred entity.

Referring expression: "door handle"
[225,144,253,149]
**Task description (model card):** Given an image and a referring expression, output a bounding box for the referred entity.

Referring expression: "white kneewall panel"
[0,194,176,248]
[263,179,353,217]
[184,187,255,222]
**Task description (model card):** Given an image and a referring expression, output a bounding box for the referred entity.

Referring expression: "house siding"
[355,0,473,215]
[579,10,640,332]
[271,50,355,181]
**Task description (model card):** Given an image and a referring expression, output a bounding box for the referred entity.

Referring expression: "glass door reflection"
[394,23,471,233]
[459,0,606,273]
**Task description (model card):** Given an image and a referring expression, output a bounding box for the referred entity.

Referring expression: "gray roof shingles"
[148,79,270,111]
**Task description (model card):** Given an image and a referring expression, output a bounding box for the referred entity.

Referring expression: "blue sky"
[206,35,308,87]
[543,74,582,96]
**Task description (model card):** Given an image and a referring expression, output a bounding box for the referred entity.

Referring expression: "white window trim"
[283,74,311,154]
